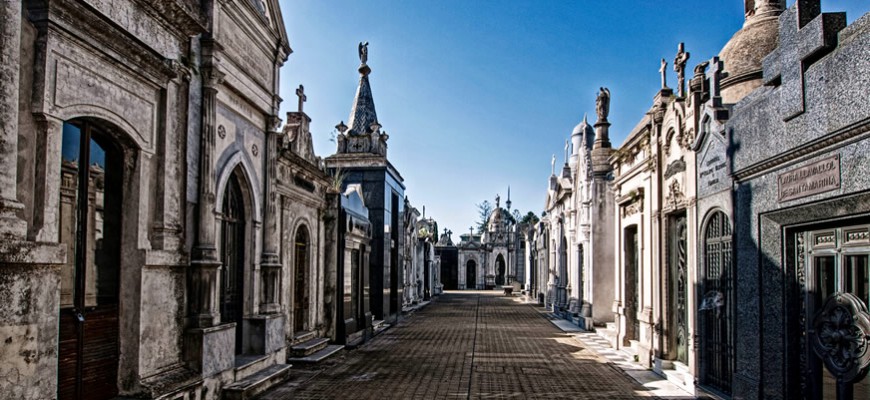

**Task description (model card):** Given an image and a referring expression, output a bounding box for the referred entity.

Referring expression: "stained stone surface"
[260,292,652,399]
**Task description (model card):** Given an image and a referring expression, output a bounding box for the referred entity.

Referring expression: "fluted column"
[260,116,281,314]
[0,0,27,239]
[189,66,224,328]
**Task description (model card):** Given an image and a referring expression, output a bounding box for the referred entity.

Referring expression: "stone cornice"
[28,0,181,85]
[733,117,870,182]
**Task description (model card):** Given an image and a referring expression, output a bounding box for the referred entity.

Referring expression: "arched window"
[699,210,733,394]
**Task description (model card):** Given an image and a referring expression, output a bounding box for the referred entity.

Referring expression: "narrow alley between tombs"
[260,291,675,399]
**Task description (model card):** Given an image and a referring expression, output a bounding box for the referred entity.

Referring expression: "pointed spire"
[506,186,512,211]
[347,41,378,136]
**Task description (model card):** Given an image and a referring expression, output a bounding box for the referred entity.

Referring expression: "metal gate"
[220,175,246,354]
[700,211,733,394]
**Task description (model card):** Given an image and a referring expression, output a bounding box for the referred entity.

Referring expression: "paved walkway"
[259,291,675,399]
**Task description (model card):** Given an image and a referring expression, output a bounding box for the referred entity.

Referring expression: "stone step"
[372,320,390,336]
[290,331,316,346]
[287,345,344,364]
[290,337,329,358]
[661,367,695,393]
[222,364,291,400]
[673,360,690,374]
[233,355,270,382]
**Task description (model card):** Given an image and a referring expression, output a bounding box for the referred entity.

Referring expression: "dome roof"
[486,207,512,230]
[718,15,780,101]
[572,115,593,136]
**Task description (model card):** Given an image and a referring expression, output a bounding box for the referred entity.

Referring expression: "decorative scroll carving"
[810,292,870,384]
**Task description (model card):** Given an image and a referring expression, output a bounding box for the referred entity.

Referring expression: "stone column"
[188,66,224,327]
[31,115,63,242]
[259,116,281,314]
[0,0,27,239]
[152,62,190,251]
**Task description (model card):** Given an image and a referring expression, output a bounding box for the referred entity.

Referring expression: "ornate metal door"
[496,255,506,286]
[220,176,245,354]
[624,225,639,344]
[669,213,688,363]
[799,225,870,399]
[700,211,734,394]
[294,227,309,333]
[466,260,476,289]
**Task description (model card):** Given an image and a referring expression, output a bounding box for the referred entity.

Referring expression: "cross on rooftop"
[762,0,845,121]
[707,56,724,107]
[296,84,307,113]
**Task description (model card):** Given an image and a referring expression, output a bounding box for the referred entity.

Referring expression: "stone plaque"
[778,155,840,202]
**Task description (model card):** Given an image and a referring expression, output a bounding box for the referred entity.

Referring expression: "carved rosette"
[811,292,870,383]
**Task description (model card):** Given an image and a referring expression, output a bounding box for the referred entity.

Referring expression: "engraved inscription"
[778,155,840,202]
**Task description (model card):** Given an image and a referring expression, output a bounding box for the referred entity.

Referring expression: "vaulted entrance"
[466,260,477,289]
[294,226,310,333]
[699,211,734,395]
[58,120,124,400]
[220,171,247,354]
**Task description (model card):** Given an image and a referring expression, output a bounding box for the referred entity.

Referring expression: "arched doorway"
[466,260,477,290]
[699,211,733,394]
[220,170,247,354]
[294,226,310,333]
[496,254,506,286]
[58,120,124,400]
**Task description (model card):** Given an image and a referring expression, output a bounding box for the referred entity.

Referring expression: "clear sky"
[277,0,868,237]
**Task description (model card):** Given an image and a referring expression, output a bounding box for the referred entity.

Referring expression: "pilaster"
[0,0,27,239]
[189,65,225,328]
[260,116,281,314]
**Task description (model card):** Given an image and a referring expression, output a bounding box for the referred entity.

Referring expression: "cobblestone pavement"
[259,291,657,399]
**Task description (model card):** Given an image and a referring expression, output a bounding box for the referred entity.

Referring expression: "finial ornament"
[551,154,556,175]
[595,87,610,123]
[673,43,690,97]
[359,41,369,65]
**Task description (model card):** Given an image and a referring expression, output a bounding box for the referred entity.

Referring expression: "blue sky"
[277,1,868,237]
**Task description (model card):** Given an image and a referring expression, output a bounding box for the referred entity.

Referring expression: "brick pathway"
[259,291,656,399]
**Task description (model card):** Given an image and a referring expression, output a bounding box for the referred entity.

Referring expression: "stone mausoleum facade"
[0,1,419,399]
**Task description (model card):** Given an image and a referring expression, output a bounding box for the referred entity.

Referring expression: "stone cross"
[762,0,845,121]
[659,58,668,89]
[707,56,725,106]
[673,42,690,97]
[296,84,307,113]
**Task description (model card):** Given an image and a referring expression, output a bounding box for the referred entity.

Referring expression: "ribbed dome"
[718,15,781,103]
